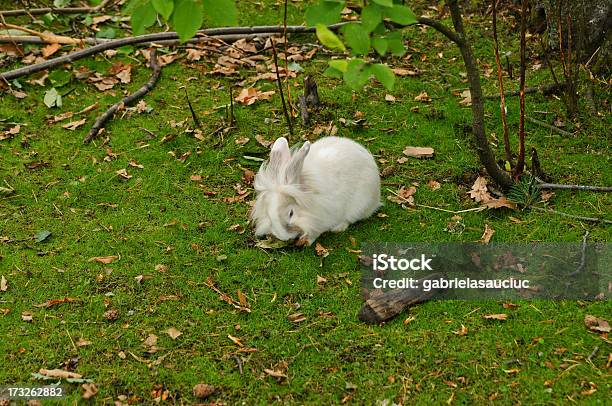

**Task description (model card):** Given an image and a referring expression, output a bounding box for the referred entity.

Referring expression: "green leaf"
[372,0,393,7]
[123,0,148,14]
[53,0,70,7]
[328,59,348,72]
[131,0,157,36]
[386,31,406,56]
[43,88,62,108]
[323,66,344,79]
[305,1,344,27]
[371,63,395,90]
[372,36,388,56]
[152,0,174,20]
[384,5,417,25]
[35,230,52,243]
[315,24,346,51]
[343,59,371,90]
[342,23,370,55]
[202,0,237,26]
[361,4,382,33]
[173,0,204,42]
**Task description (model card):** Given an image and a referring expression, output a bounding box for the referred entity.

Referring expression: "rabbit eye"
[289,209,294,219]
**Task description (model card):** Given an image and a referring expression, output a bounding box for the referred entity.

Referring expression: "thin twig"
[184,86,201,128]
[525,116,573,137]
[492,0,512,166]
[531,207,612,224]
[83,49,161,144]
[485,82,566,99]
[0,24,347,82]
[0,22,83,44]
[0,33,273,45]
[0,13,24,57]
[536,181,612,192]
[515,0,528,177]
[569,231,589,276]
[0,0,111,17]
[228,82,235,126]
[270,40,293,136]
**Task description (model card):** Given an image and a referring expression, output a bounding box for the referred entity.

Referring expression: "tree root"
[83,49,161,144]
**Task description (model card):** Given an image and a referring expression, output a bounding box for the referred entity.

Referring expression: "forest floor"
[0,0,610,404]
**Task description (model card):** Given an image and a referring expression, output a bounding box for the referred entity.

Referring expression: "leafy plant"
[125,0,237,42]
[507,176,541,208]
[308,0,417,91]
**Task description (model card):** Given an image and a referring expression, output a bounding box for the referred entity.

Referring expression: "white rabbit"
[251,136,381,245]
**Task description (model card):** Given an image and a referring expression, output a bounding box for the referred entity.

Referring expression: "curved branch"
[83,49,161,144]
[415,17,463,45]
[0,0,111,17]
[0,24,346,82]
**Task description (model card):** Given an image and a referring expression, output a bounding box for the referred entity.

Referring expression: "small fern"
[508,176,541,208]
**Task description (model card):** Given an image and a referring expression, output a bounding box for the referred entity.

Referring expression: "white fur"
[251,136,381,245]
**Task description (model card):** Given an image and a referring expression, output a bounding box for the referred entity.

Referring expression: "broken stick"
[83,49,161,144]
[358,273,445,324]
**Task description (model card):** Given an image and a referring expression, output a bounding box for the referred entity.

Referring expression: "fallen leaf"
[76,338,92,347]
[484,197,517,210]
[315,242,329,258]
[166,327,182,340]
[458,89,472,106]
[81,383,98,399]
[385,94,396,102]
[427,180,441,190]
[503,303,519,309]
[392,68,418,76]
[42,43,62,58]
[255,237,291,249]
[235,87,275,105]
[469,176,493,203]
[237,289,249,308]
[235,136,250,145]
[89,256,118,264]
[193,383,215,399]
[34,297,79,308]
[103,309,119,321]
[453,324,468,336]
[0,275,7,292]
[484,313,508,320]
[228,334,244,347]
[541,190,554,202]
[38,368,82,379]
[143,334,158,353]
[503,368,520,374]
[403,146,434,158]
[264,368,287,378]
[387,186,416,205]
[480,224,495,244]
[414,91,431,103]
[255,134,273,147]
[584,315,610,333]
[61,118,86,131]
[116,168,132,180]
[317,275,327,285]
[22,311,33,322]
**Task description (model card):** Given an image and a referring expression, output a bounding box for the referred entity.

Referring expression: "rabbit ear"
[285,141,310,184]
[270,137,290,168]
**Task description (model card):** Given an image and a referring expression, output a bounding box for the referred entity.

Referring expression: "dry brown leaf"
[385,94,396,102]
[469,176,493,203]
[76,337,92,347]
[480,224,495,244]
[237,289,248,308]
[403,146,434,158]
[42,43,61,58]
[235,87,275,105]
[193,383,215,399]
[315,242,329,258]
[264,368,287,378]
[427,180,441,190]
[317,275,327,285]
[288,313,307,323]
[584,315,611,333]
[128,159,144,169]
[458,89,472,106]
[235,136,250,145]
[166,327,182,340]
[483,313,508,321]
[541,190,554,202]
[34,297,79,308]
[484,197,517,210]
[414,91,431,103]
[453,324,468,336]
[89,255,118,264]
[61,118,86,131]
[387,186,416,205]
[22,311,33,322]
[116,168,132,180]
[143,334,158,353]
[81,383,98,399]
[0,275,7,292]
[39,368,82,379]
[228,334,244,347]
[255,134,273,147]
[392,68,418,76]
[503,303,520,309]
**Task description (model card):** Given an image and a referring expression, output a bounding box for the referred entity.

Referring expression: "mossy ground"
[0,1,610,404]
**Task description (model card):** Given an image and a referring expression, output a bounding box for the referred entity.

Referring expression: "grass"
[1,0,610,404]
